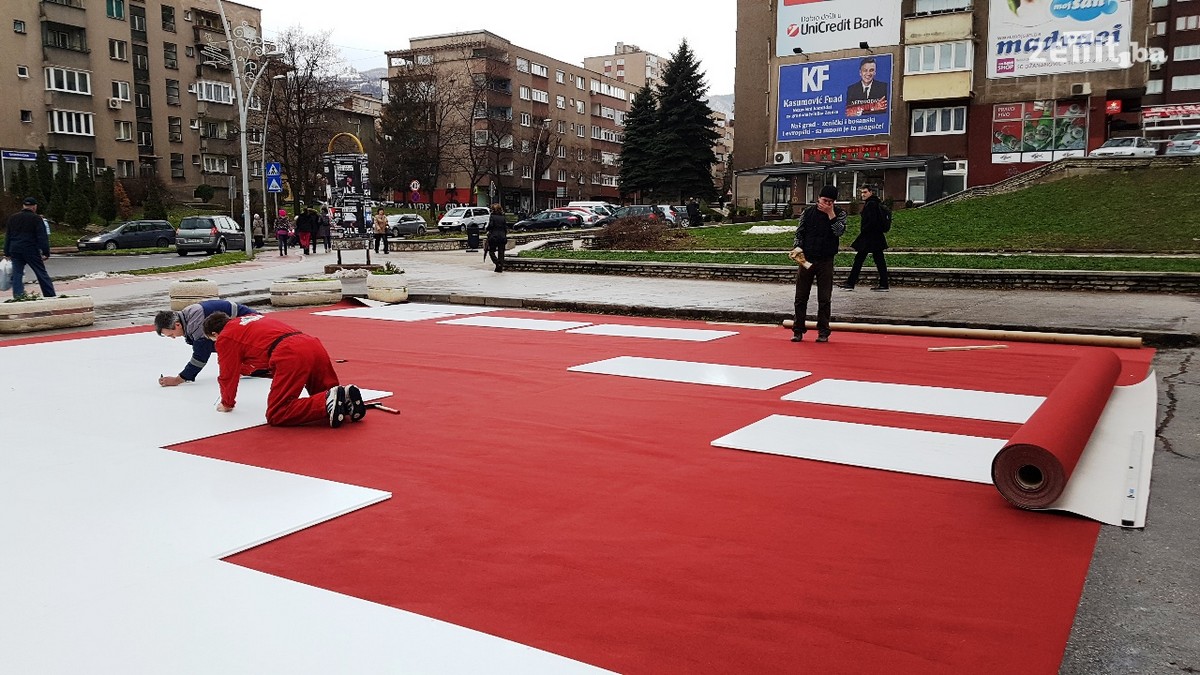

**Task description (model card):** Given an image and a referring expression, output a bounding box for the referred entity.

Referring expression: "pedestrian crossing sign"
[266,162,281,177]
[266,176,283,193]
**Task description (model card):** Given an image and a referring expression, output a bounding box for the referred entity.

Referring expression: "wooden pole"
[779,319,1143,349]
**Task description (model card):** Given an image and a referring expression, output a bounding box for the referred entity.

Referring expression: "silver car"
[386,213,428,237]
[1164,131,1200,156]
[175,215,246,256]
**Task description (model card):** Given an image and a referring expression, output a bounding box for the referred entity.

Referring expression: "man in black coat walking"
[791,185,847,343]
[840,185,890,291]
[4,197,56,298]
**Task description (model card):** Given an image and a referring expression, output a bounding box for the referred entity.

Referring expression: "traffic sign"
[266,176,283,193]
[266,162,281,177]
[409,180,421,191]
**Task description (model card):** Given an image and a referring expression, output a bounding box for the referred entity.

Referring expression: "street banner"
[777,55,893,143]
[776,0,901,57]
[986,0,1133,79]
[990,100,1088,164]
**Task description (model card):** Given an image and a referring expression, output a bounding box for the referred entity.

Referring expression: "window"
[21,110,33,123]
[576,75,585,89]
[115,160,134,178]
[202,155,228,173]
[1179,16,1200,31]
[530,62,548,77]
[137,126,152,146]
[109,39,128,61]
[1175,44,1200,62]
[1147,79,1164,94]
[14,19,26,33]
[165,79,180,105]
[520,112,531,126]
[911,106,967,135]
[576,100,586,114]
[914,0,971,12]
[519,85,530,100]
[473,130,489,146]
[556,120,566,133]
[555,70,565,84]
[521,165,532,178]
[162,6,176,32]
[168,116,182,142]
[521,140,530,153]
[531,89,548,103]
[906,41,971,73]
[195,80,233,104]
[557,146,566,158]
[415,53,433,65]
[246,128,262,144]
[556,95,565,109]
[44,67,92,95]
[112,80,131,100]
[576,124,585,138]
[49,109,95,136]
[591,125,602,139]
[516,58,529,73]
[130,7,146,33]
[557,169,567,182]
[1171,74,1200,90]
[17,65,30,78]
[43,23,87,52]
[171,153,184,178]
[164,43,178,69]
[501,161,514,176]
[106,0,125,20]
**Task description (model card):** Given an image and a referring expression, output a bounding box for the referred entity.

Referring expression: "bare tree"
[252,26,354,209]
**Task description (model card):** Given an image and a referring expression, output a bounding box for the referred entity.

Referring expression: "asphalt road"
[40,251,216,279]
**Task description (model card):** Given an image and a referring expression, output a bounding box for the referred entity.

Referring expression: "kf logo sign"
[800,65,830,93]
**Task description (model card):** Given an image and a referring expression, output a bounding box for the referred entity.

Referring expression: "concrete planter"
[270,278,343,307]
[168,280,219,310]
[0,295,95,333]
[366,274,408,303]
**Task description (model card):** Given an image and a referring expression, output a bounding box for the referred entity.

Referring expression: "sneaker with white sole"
[345,384,367,422]
[326,386,347,428]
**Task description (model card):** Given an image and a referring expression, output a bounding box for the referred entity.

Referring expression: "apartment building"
[2,0,261,201]
[582,42,666,91]
[386,30,630,212]
[733,0,1157,211]
[1142,0,1200,141]
[712,110,734,198]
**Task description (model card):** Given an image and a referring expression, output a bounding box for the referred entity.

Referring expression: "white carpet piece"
[314,303,500,322]
[565,324,738,342]
[712,414,1005,483]
[0,332,610,674]
[569,356,811,390]
[440,315,593,331]
[781,379,1045,423]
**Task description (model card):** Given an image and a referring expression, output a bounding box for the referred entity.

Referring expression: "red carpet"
[168,305,1155,674]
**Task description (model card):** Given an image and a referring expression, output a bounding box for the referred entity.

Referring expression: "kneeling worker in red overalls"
[203,311,366,427]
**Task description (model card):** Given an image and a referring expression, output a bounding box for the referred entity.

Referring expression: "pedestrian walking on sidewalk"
[484,203,508,272]
[840,185,891,292]
[318,207,332,252]
[373,210,390,254]
[204,312,367,428]
[3,197,56,298]
[251,213,265,249]
[275,210,290,256]
[791,185,846,343]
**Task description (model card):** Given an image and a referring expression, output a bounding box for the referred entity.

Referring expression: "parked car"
[547,207,603,227]
[655,205,679,224]
[610,205,666,221]
[1089,137,1157,157]
[175,215,246,256]
[437,206,491,233]
[386,213,428,237]
[1164,131,1200,156]
[672,206,693,227]
[512,210,582,231]
[566,201,616,216]
[77,220,175,251]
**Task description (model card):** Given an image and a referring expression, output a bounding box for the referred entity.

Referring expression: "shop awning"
[738,155,946,176]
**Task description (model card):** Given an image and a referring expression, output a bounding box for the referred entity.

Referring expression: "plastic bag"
[0,257,11,292]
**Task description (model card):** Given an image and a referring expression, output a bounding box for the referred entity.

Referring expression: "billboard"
[322,153,372,208]
[986,0,1133,79]
[777,55,892,143]
[776,0,902,57]
[990,100,1088,164]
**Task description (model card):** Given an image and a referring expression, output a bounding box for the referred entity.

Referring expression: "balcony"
[904,11,973,44]
[903,70,973,101]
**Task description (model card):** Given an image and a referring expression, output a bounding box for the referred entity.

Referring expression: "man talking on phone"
[791,185,847,343]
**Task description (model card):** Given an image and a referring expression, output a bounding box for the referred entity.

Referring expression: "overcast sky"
[250,0,738,95]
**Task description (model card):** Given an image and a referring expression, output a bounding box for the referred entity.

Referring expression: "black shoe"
[837,284,854,291]
[791,333,804,342]
[326,386,347,428]
[871,286,889,292]
[816,332,830,343]
[345,384,367,422]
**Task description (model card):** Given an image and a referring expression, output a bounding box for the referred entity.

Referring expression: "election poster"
[777,55,892,143]
[322,153,372,207]
[986,0,1133,78]
[776,0,902,57]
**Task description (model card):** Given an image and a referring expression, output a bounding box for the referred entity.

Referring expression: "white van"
[567,201,616,216]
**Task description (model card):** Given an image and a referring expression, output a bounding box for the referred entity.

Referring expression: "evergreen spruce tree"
[75,161,97,213]
[13,162,32,199]
[143,177,168,220]
[653,40,720,202]
[65,187,92,226]
[617,83,660,201]
[48,154,73,223]
[97,168,118,224]
[34,146,54,207]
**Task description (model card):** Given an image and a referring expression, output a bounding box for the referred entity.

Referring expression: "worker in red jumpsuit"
[203,311,366,427]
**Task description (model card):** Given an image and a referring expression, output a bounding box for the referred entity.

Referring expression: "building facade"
[2,0,264,202]
[734,0,1164,211]
[582,42,666,91]
[386,31,630,212]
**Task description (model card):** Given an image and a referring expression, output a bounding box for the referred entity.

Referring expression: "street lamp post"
[529,118,551,213]
[213,0,281,258]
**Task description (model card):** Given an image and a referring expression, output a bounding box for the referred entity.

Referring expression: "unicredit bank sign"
[776,0,902,57]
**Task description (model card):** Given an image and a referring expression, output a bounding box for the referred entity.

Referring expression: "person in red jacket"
[202,311,366,427]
